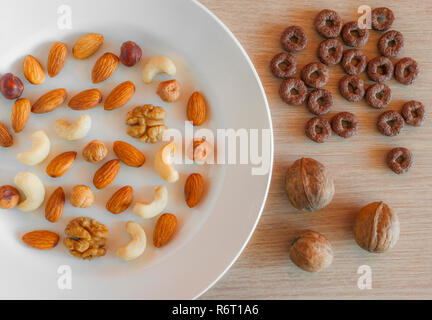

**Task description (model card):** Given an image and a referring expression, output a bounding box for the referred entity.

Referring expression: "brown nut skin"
[0,185,20,209]
[70,185,95,208]
[119,41,142,67]
[157,80,181,102]
[0,73,24,100]
[82,140,108,163]
[290,230,333,272]
[285,158,335,212]
[353,201,400,253]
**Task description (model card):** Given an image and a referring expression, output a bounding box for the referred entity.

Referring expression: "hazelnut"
[353,201,400,253]
[70,185,94,208]
[82,140,108,163]
[187,138,213,162]
[290,230,333,272]
[119,41,142,67]
[285,158,334,212]
[156,80,180,102]
[0,185,20,209]
[0,73,24,100]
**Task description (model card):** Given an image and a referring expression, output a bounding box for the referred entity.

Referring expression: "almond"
[73,33,104,60]
[106,186,133,214]
[113,140,145,167]
[23,55,45,85]
[31,88,67,113]
[22,230,59,250]
[47,42,68,77]
[46,151,77,178]
[93,159,120,189]
[153,213,177,248]
[45,187,65,223]
[104,81,135,110]
[187,92,206,126]
[10,98,30,133]
[92,52,119,84]
[68,89,103,110]
[184,173,204,208]
[0,122,13,147]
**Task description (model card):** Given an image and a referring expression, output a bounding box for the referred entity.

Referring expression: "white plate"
[0,0,272,299]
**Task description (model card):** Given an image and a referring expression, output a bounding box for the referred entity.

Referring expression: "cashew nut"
[14,171,45,212]
[55,114,91,141]
[133,186,168,219]
[116,221,147,261]
[142,56,176,84]
[17,130,51,166]
[154,142,179,183]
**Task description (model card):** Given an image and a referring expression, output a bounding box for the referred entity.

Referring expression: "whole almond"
[73,33,104,60]
[47,42,68,77]
[0,122,13,147]
[45,187,65,223]
[104,81,135,110]
[184,173,204,208]
[68,89,102,110]
[11,98,30,133]
[106,186,133,214]
[46,151,77,178]
[23,55,45,85]
[92,52,119,84]
[31,88,67,113]
[22,230,59,250]
[153,213,177,248]
[93,159,120,189]
[187,92,206,126]
[82,140,108,163]
[113,140,145,167]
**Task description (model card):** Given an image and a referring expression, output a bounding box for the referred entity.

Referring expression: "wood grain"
[200,0,432,299]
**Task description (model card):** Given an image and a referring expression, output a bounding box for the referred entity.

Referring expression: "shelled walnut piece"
[64,217,108,260]
[126,105,167,143]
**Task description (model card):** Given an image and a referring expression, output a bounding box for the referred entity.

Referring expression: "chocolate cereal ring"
[301,62,329,89]
[367,56,394,82]
[318,39,344,65]
[341,49,367,75]
[365,83,392,109]
[279,78,308,105]
[314,9,343,38]
[341,21,369,48]
[378,30,404,58]
[394,57,419,85]
[386,147,413,174]
[371,7,395,31]
[377,110,404,137]
[270,52,297,79]
[305,117,331,143]
[331,112,359,138]
[307,89,333,115]
[339,75,365,102]
[401,100,426,126]
[280,26,308,53]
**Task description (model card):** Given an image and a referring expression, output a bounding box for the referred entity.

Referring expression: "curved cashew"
[17,130,51,166]
[133,186,168,219]
[154,142,179,183]
[116,221,147,261]
[142,56,176,84]
[14,171,45,212]
[55,114,91,141]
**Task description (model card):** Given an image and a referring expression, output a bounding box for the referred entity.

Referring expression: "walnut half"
[125,105,167,144]
[64,217,108,260]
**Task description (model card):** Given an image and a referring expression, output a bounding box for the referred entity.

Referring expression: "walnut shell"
[290,230,333,272]
[285,158,334,212]
[353,201,400,253]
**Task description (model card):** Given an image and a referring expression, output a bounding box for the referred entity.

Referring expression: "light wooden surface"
[200,0,432,299]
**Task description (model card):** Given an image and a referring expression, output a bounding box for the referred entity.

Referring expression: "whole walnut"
[290,230,333,272]
[285,158,334,212]
[353,201,400,253]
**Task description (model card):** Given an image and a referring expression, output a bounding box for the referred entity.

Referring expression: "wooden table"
[200,0,432,299]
